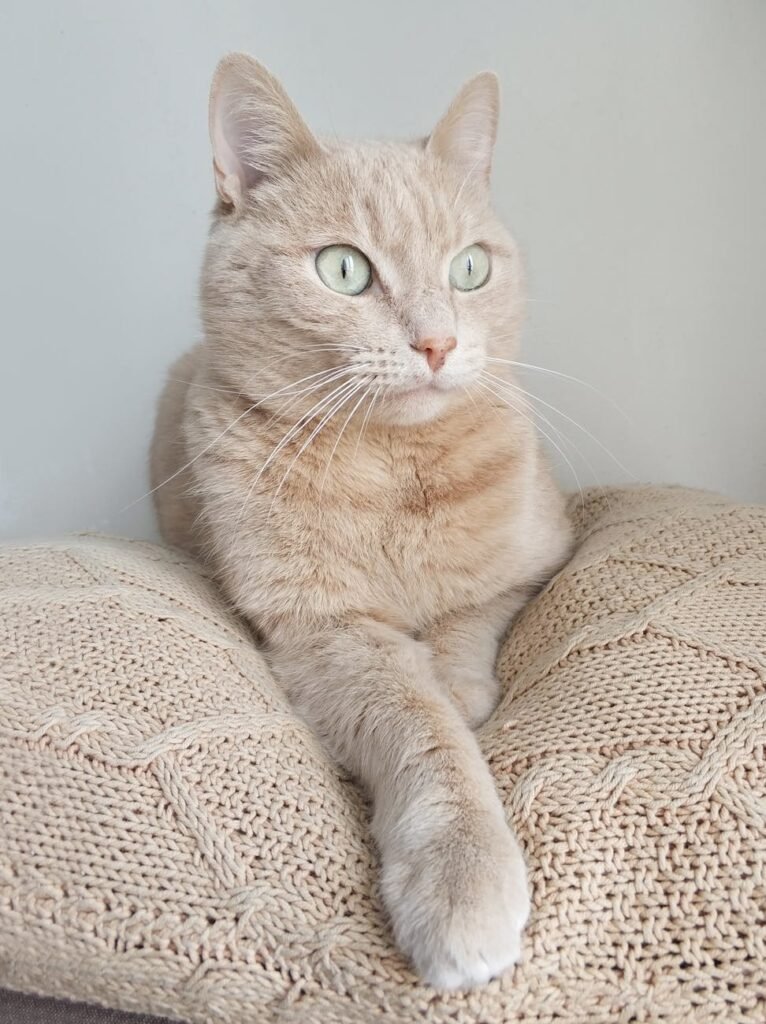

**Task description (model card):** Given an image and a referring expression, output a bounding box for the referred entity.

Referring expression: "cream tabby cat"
[151,53,573,989]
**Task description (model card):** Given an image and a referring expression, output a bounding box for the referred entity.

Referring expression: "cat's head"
[201,53,523,427]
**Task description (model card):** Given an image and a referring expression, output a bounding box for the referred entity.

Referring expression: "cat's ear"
[209,53,320,207]
[426,72,500,185]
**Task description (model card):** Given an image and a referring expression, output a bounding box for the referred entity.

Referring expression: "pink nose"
[410,335,457,372]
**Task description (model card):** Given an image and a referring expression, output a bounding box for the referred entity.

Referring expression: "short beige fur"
[151,53,572,988]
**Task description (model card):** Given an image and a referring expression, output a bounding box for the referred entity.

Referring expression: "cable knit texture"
[1,486,764,1023]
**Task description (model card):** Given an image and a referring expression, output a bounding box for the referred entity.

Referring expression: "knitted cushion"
[0,487,764,1023]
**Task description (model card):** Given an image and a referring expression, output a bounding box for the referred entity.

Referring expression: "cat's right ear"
[209,54,320,209]
[427,72,500,186]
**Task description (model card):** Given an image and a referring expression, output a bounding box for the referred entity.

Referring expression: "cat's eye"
[315,245,372,296]
[449,244,491,291]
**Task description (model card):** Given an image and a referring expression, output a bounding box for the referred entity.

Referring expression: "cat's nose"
[410,335,457,372]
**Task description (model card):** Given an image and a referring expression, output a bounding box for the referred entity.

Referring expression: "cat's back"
[151,345,204,554]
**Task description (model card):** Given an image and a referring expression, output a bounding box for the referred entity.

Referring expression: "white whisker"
[248,364,361,405]
[319,380,373,498]
[461,384,481,415]
[227,374,366,558]
[202,343,366,399]
[486,355,632,424]
[120,401,258,513]
[482,370,633,478]
[122,364,361,513]
[354,384,382,459]
[473,377,585,507]
[268,378,367,515]
[479,371,608,508]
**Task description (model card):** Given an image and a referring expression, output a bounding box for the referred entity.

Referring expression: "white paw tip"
[420,936,523,990]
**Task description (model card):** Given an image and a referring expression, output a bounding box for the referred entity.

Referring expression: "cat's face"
[201,55,523,427]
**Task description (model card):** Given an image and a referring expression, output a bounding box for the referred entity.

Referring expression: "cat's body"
[155,346,564,648]
[152,54,573,989]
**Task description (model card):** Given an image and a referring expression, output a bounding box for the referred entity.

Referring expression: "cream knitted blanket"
[0,486,764,1023]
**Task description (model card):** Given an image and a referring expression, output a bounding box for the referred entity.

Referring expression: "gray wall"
[1,0,764,541]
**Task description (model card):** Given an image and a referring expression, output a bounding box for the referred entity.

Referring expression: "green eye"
[449,244,491,291]
[315,245,372,295]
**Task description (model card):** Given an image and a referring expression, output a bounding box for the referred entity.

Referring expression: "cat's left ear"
[209,53,321,208]
[426,72,500,185]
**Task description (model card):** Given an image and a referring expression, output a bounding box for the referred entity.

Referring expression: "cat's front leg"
[266,617,529,989]
[426,589,530,728]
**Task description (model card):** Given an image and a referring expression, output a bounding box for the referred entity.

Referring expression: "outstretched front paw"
[381,812,530,989]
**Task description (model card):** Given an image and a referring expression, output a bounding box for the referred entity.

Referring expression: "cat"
[151,52,573,990]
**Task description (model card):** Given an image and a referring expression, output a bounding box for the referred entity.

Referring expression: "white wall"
[1,0,764,541]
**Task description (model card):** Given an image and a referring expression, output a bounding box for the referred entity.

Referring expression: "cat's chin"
[378,385,459,427]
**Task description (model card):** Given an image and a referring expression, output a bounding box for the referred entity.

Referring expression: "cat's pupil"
[466,254,474,276]
[341,255,352,279]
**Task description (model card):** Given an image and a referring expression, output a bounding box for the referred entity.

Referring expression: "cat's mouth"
[395,383,437,397]
[379,380,458,425]
[394,379,455,399]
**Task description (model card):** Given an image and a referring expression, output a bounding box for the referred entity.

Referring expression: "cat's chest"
[333,439,524,619]
[253,417,530,627]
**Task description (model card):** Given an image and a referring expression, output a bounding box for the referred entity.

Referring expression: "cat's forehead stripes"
[285,144,481,276]
[349,151,464,257]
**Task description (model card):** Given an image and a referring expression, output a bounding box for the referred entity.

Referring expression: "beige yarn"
[0,486,764,1023]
